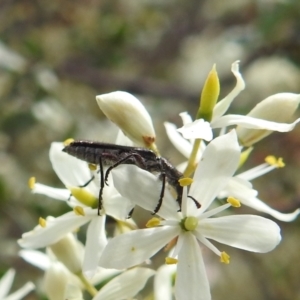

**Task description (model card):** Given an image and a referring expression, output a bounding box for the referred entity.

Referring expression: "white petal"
[104,193,134,220]
[164,122,193,158]
[189,130,240,213]
[218,177,257,200]
[93,268,155,300]
[175,233,211,300]
[112,165,179,220]
[200,215,281,252]
[211,114,300,132]
[179,111,193,125]
[99,226,180,269]
[50,142,96,189]
[18,210,94,248]
[83,216,107,278]
[0,269,15,298]
[213,61,245,120]
[32,183,73,202]
[4,282,35,300]
[154,264,176,300]
[177,119,213,141]
[237,196,300,222]
[19,250,51,270]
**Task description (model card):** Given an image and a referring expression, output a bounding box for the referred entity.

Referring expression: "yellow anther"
[63,138,74,146]
[88,163,97,171]
[220,251,230,264]
[28,177,36,189]
[265,156,285,168]
[179,177,194,187]
[227,197,241,208]
[239,147,253,168]
[165,257,178,265]
[69,187,98,208]
[146,217,161,228]
[39,217,46,228]
[184,216,198,231]
[74,206,85,216]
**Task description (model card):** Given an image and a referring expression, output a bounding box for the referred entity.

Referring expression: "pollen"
[63,138,75,146]
[39,217,46,228]
[88,163,97,171]
[220,251,230,264]
[165,257,178,265]
[265,155,285,168]
[146,217,161,228]
[227,197,241,207]
[74,206,85,216]
[183,216,198,231]
[28,177,36,189]
[179,177,194,187]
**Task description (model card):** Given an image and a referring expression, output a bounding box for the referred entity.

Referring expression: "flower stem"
[77,271,98,297]
[184,138,201,177]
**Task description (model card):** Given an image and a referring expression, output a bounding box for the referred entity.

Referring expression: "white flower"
[177,61,300,143]
[96,91,156,148]
[19,142,134,278]
[0,269,34,300]
[165,115,300,222]
[98,131,281,300]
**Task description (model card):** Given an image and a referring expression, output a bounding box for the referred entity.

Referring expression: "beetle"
[63,140,187,215]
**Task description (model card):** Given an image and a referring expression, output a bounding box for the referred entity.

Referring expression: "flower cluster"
[19,62,299,299]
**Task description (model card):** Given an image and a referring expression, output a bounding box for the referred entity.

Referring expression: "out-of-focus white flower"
[0,268,34,300]
[98,131,281,300]
[0,41,27,72]
[177,61,300,144]
[93,268,155,300]
[96,91,157,148]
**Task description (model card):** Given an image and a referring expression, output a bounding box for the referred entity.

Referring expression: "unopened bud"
[96,91,156,148]
[237,93,300,146]
[50,234,82,275]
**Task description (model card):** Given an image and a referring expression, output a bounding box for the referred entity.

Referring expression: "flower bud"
[197,65,220,122]
[96,91,156,148]
[237,93,300,146]
[49,234,83,275]
[44,262,69,300]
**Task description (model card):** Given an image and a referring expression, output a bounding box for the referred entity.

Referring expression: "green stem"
[183,139,201,177]
[77,271,98,297]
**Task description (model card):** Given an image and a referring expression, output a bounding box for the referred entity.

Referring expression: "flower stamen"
[63,138,74,146]
[28,177,36,189]
[39,217,46,227]
[265,155,285,168]
[220,251,230,264]
[146,217,161,228]
[227,197,241,207]
[165,257,178,265]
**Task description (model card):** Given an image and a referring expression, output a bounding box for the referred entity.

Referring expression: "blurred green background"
[1,0,300,299]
